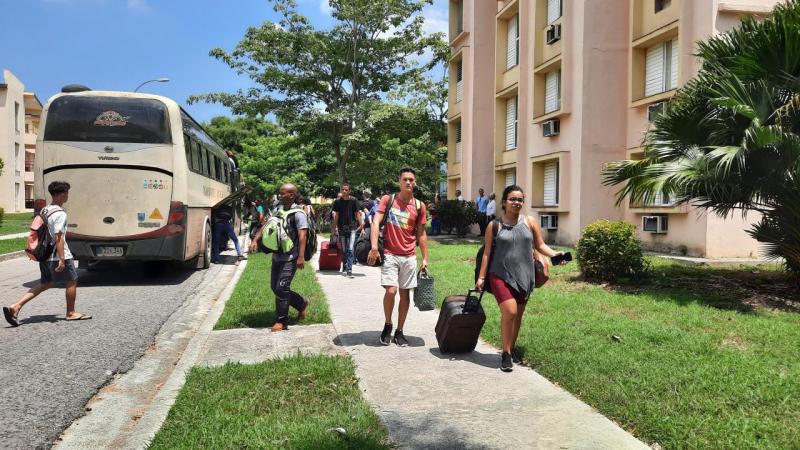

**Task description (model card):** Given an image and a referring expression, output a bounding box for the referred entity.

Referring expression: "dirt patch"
[720,334,749,351]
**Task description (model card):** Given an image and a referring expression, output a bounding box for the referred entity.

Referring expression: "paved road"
[0,254,238,450]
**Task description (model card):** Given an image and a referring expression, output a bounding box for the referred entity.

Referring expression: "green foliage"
[314,204,333,233]
[202,116,280,154]
[576,220,649,282]
[602,1,800,277]
[190,0,446,191]
[0,158,4,177]
[237,134,314,199]
[0,207,4,227]
[437,200,478,236]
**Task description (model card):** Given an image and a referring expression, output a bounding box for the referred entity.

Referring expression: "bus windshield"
[44,96,172,144]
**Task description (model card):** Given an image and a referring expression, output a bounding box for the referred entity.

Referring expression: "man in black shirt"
[332,183,363,277]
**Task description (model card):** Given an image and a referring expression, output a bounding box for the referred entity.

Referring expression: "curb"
[0,250,25,263]
[54,238,250,449]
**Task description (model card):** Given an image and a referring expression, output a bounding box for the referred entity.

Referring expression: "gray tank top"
[488,216,535,298]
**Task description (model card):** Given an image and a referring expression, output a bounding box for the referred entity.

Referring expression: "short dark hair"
[399,167,416,178]
[48,181,71,195]
[342,183,351,189]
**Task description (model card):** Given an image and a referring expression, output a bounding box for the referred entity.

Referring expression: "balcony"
[24,132,37,146]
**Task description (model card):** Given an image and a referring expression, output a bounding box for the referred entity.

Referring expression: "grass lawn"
[0,212,32,236]
[426,240,800,449]
[148,354,390,449]
[0,238,26,255]
[215,252,331,330]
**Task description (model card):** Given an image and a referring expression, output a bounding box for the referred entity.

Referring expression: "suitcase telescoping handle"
[463,289,484,313]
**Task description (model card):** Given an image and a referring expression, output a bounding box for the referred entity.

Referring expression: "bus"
[34,87,242,269]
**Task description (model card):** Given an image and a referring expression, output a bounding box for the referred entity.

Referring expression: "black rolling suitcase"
[435,289,486,353]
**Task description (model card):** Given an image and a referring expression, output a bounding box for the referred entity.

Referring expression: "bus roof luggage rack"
[61,84,91,93]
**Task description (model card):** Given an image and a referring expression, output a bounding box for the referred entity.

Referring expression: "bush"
[0,207,4,227]
[312,204,332,233]
[437,200,478,236]
[576,220,649,282]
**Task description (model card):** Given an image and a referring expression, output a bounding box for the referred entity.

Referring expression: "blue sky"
[0,0,448,123]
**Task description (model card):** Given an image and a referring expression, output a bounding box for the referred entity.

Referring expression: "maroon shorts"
[488,273,527,305]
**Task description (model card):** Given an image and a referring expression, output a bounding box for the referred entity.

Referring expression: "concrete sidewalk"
[316,261,650,449]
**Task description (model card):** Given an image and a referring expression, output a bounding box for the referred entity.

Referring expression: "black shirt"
[332,197,359,232]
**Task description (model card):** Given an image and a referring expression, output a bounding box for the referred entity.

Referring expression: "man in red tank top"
[368,167,429,347]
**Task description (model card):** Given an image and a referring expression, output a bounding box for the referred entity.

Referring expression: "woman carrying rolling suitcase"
[475,185,565,372]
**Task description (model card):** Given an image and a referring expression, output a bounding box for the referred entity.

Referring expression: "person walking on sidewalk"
[475,185,564,372]
[368,167,429,347]
[250,183,310,332]
[332,183,363,278]
[486,193,497,223]
[475,187,489,235]
[3,181,91,327]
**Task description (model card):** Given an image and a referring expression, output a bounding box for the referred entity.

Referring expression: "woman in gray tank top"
[475,185,565,372]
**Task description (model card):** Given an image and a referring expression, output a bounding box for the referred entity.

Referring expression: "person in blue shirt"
[475,187,489,235]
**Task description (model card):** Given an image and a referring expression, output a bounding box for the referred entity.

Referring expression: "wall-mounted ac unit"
[647,101,667,122]
[546,24,562,44]
[542,119,560,137]
[540,214,558,230]
[642,215,668,233]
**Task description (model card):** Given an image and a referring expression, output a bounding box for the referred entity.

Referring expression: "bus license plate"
[96,246,124,257]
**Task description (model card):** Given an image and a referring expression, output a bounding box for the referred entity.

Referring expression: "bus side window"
[214,156,222,182]
[192,141,202,173]
[209,151,218,180]
[201,146,209,177]
[222,161,229,183]
[183,134,192,171]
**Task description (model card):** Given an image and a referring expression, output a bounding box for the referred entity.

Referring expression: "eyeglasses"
[507,197,525,203]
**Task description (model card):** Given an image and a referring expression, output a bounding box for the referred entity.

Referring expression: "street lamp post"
[134,77,170,92]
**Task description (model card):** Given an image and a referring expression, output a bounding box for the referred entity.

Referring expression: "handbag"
[534,254,549,288]
[414,268,436,311]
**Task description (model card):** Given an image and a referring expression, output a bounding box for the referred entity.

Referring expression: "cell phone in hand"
[550,252,573,265]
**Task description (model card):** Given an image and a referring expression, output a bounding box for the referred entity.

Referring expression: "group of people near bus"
[4,169,565,372]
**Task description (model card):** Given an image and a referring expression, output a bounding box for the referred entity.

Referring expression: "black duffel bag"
[355,231,384,266]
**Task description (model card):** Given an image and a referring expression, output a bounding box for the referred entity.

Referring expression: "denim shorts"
[40,259,79,284]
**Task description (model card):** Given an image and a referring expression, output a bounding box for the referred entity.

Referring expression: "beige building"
[0,69,42,213]
[447,0,781,258]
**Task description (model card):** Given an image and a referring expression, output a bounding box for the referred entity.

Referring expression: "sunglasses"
[507,197,525,203]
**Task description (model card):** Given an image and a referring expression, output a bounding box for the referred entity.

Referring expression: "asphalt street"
[0,254,237,450]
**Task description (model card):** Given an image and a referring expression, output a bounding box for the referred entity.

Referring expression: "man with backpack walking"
[3,181,91,327]
[249,183,310,332]
[367,167,429,347]
[331,183,363,278]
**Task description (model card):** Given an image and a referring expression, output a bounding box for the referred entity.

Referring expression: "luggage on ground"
[354,232,383,266]
[319,240,343,271]
[435,289,486,353]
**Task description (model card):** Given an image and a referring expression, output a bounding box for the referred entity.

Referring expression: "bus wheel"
[201,223,212,269]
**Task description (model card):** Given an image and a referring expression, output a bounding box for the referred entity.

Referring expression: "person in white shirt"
[486,193,497,222]
[3,181,91,327]
[455,189,464,202]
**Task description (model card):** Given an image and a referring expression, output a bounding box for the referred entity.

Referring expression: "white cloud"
[127,0,151,12]
[320,0,332,16]
[421,0,449,37]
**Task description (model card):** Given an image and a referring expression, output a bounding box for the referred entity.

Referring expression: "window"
[456,0,464,34]
[543,161,559,206]
[25,152,34,171]
[14,102,20,132]
[544,70,561,114]
[15,143,20,170]
[655,0,671,13]
[456,61,463,103]
[191,141,202,173]
[44,96,171,143]
[25,123,30,134]
[652,191,674,206]
[213,155,221,181]
[455,122,462,162]
[184,134,193,171]
[505,96,518,150]
[505,169,516,187]
[506,14,519,70]
[547,0,562,24]
[645,39,679,97]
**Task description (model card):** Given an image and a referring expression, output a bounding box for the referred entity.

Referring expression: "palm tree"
[603,0,800,276]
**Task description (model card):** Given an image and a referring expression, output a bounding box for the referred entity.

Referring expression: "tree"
[190,0,443,187]
[203,116,280,154]
[602,1,800,276]
[238,134,315,199]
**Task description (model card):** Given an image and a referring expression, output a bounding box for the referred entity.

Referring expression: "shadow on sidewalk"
[334,331,426,348]
[428,347,499,369]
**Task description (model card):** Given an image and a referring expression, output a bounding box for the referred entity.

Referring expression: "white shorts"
[381,254,417,289]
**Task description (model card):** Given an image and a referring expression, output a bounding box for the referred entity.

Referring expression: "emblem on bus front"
[94,110,129,127]
[104,145,114,152]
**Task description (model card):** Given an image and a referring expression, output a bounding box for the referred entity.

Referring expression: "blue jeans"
[340,229,356,272]
[431,217,442,235]
[212,222,241,262]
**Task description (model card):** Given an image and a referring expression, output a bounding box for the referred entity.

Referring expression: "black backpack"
[474,219,500,293]
[25,207,62,262]
[286,210,317,261]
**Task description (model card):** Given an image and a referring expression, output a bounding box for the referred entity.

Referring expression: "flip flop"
[3,307,19,327]
[66,313,92,322]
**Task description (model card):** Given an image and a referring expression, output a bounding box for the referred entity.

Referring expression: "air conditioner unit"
[542,119,560,137]
[546,24,562,44]
[647,102,667,122]
[642,215,668,233]
[540,214,558,230]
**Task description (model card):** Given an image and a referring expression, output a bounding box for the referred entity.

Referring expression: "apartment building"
[0,69,42,212]
[447,0,782,258]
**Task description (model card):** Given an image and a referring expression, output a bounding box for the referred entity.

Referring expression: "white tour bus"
[34,87,242,269]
